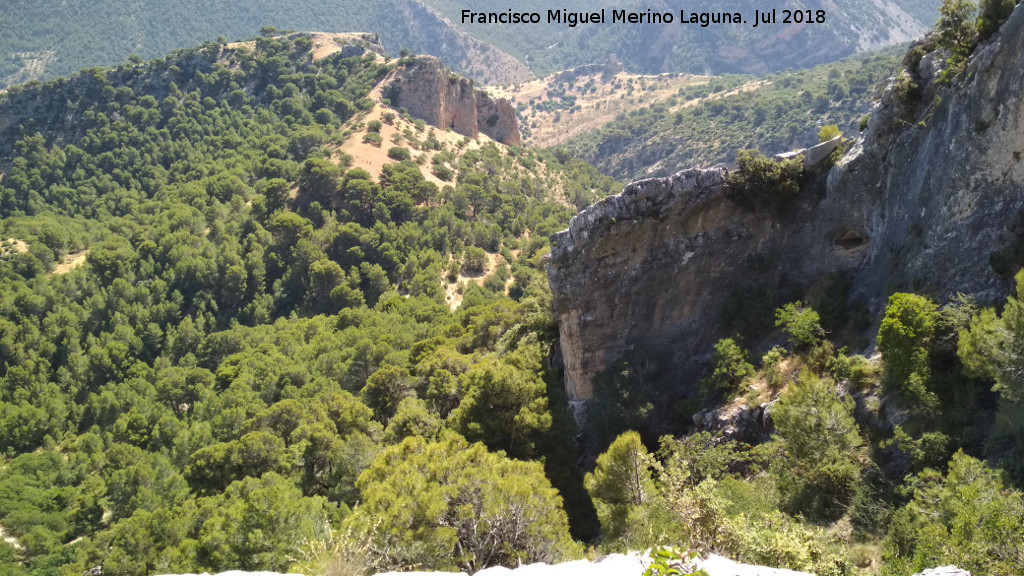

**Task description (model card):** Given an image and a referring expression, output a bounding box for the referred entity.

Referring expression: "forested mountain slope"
[0,33,621,575]
[501,48,901,181]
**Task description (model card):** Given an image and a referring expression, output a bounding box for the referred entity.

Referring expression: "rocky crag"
[387,56,521,146]
[547,6,1024,402]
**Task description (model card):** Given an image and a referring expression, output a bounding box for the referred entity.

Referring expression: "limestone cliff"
[387,56,521,146]
[548,6,1024,401]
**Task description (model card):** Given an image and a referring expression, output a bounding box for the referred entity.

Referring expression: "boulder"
[802,136,842,169]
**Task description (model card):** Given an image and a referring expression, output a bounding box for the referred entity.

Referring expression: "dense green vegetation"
[581,281,1024,575]
[3,5,1024,575]
[0,34,620,575]
[563,49,901,181]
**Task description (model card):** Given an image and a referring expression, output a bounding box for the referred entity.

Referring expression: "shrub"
[775,302,824,350]
[977,0,1015,39]
[771,370,863,521]
[937,0,979,56]
[362,132,382,146]
[877,293,939,408]
[881,451,1024,576]
[585,431,672,547]
[642,548,703,576]
[432,164,454,181]
[386,147,410,161]
[347,435,577,572]
[461,247,487,274]
[894,70,921,104]
[818,125,841,142]
[366,119,383,133]
[728,150,802,211]
[483,274,506,293]
[700,339,754,400]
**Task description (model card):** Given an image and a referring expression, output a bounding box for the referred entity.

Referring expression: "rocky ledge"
[547,6,1024,402]
[547,168,732,400]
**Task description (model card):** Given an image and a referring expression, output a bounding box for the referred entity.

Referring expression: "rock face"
[547,168,735,400]
[551,55,624,85]
[388,56,521,146]
[547,6,1024,401]
[476,91,521,147]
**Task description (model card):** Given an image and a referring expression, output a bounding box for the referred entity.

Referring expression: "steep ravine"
[547,6,1024,401]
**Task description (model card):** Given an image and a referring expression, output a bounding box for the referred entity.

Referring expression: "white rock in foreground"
[156,572,305,576]
[152,558,972,576]
[375,552,813,576]
[912,567,971,576]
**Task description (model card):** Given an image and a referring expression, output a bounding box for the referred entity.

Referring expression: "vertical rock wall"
[388,56,520,145]
[547,7,1024,402]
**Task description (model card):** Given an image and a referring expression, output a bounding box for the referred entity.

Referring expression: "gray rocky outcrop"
[547,167,732,400]
[802,136,843,169]
[387,56,521,146]
[693,401,776,442]
[551,56,624,84]
[330,33,385,58]
[547,6,1024,401]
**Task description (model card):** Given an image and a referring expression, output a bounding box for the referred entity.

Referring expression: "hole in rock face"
[834,229,869,250]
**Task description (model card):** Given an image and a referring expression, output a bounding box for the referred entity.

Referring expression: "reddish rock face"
[388,56,521,146]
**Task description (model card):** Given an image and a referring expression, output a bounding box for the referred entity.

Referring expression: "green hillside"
[562,48,903,181]
[0,34,620,575]
[1,5,1023,576]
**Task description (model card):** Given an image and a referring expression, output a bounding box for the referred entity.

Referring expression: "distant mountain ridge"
[1,0,941,90]
[0,0,532,90]
[426,0,940,76]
